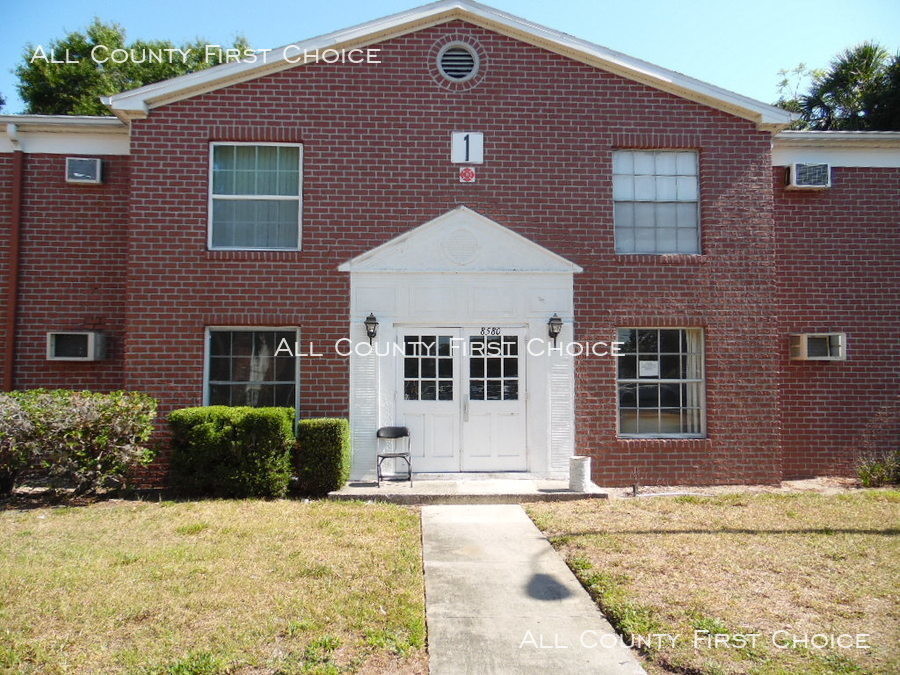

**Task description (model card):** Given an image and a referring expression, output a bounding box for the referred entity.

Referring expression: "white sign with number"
[451,132,483,164]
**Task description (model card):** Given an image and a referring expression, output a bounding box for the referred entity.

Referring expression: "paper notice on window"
[639,360,659,377]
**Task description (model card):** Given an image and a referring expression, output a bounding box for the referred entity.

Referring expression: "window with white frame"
[207,329,298,407]
[210,143,302,250]
[613,150,699,254]
[617,328,705,437]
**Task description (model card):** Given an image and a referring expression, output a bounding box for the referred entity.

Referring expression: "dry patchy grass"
[528,490,900,674]
[0,499,426,673]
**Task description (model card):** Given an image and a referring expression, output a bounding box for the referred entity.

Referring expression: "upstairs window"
[613,150,699,254]
[209,143,302,250]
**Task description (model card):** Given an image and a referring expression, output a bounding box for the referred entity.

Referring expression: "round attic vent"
[437,43,479,82]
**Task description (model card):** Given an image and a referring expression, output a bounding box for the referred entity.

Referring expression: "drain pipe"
[3,123,23,391]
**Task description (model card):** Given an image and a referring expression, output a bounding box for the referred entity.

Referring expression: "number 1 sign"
[451,132,484,164]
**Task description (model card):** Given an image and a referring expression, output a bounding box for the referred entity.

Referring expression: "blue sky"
[2,0,898,114]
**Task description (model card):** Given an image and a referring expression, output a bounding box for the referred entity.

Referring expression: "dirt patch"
[605,475,863,499]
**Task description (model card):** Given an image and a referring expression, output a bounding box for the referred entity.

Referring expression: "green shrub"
[168,406,294,498]
[295,418,351,497]
[856,449,900,487]
[0,394,33,495]
[0,389,157,496]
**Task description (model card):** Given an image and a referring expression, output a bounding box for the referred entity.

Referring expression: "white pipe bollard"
[569,456,591,492]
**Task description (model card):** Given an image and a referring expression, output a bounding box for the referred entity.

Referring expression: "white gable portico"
[339,206,581,480]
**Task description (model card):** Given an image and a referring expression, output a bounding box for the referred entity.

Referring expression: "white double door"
[397,327,527,472]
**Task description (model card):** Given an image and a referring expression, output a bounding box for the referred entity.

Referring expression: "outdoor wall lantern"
[548,314,563,346]
[364,313,379,345]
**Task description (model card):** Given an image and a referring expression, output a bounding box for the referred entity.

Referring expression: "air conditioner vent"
[46,331,106,361]
[786,163,830,189]
[66,157,102,184]
[789,333,845,361]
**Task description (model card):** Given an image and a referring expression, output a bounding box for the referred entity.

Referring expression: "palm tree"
[778,42,900,131]
[803,43,889,129]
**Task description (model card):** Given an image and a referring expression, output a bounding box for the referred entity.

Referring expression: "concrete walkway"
[422,505,646,674]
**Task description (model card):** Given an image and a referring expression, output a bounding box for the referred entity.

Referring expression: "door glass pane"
[421,381,436,400]
[486,380,502,400]
[504,381,518,400]
[404,335,454,402]
[470,335,519,401]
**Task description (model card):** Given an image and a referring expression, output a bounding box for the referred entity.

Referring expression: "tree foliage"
[16,19,248,116]
[777,42,900,130]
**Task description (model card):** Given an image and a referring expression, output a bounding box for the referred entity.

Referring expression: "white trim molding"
[0,115,129,155]
[101,0,794,130]
[773,131,900,168]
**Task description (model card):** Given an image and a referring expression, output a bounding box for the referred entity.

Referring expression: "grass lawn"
[528,490,899,674]
[0,499,426,674]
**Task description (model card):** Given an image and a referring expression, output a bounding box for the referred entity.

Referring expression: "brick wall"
[123,20,780,486]
[6,153,128,392]
[775,166,900,478]
[0,153,12,388]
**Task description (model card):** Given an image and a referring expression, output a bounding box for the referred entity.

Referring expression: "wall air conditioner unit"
[789,333,846,361]
[65,157,102,184]
[786,163,830,189]
[46,331,106,361]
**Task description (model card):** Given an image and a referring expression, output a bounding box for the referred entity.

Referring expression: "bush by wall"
[295,418,351,497]
[168,406,294,498]
[0,389,157,496]
[856,449,900,487]
[0,394,33,495]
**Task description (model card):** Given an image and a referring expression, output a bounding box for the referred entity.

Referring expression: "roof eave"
[0,114,128,134]
[103,0,793,131]
[774,130,900,148]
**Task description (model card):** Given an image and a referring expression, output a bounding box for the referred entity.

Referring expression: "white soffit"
[338,205,583,274]
[0,115,129,155]
[102,0,793,130]
[773,131,900,167]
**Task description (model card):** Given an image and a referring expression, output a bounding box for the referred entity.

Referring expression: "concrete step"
[327,479,608,505]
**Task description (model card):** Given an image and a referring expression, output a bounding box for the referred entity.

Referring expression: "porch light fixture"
[548,314,563,346]
[364,313,379,345]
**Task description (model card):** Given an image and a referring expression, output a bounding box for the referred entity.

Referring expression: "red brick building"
[1,1,897,486]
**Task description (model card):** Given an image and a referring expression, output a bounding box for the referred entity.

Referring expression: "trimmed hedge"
[0,389,157,496]
[295,418,351,497]
[169,406,294,498]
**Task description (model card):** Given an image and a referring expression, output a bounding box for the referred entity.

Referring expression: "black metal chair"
[376,426,412,487]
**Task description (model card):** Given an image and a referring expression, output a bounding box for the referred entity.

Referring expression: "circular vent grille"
[438,44,478,81]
